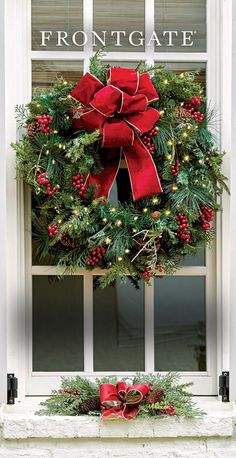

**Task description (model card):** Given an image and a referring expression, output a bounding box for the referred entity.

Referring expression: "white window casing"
[0,0,7,404]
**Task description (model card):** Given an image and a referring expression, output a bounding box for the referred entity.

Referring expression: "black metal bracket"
[7,373,18,405]
[219,371,229,402]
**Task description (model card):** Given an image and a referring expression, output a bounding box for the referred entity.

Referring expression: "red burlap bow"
[100,382,150,420]
[71,67,163,201]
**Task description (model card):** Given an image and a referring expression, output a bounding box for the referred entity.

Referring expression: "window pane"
[154,277,206,371]
[93,278,145,371]
[32,0,83,51]
[154,0,206,52]
[155,63,206,267]
[155,62,206,88]
[33,276,84,371]
[180,249,205,267]
[32,61,83,91]
[93,0,145,52]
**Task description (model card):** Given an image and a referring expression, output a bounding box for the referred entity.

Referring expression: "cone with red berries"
[145,388,165,405]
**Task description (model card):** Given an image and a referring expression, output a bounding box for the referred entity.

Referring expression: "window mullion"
[144,279,155,372]
[83,272,94,372]
[145,0,155,64]
[83,0,93,73]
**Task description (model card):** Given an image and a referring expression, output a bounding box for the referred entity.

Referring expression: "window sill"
[0,398,235,440]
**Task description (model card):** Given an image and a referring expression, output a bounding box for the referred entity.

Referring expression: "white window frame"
[0,0,234,403]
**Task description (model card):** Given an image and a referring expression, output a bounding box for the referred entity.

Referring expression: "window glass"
[155,62,206,87]
[93,277,145,371]
[33,276,84,371]
[32,61,83,91]
[154,276,206,371]
[93,0,145,52]
[180,249,205,267]
[154,0,206,52]
[32,0,83,51]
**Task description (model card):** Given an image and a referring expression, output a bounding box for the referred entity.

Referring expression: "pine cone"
[77,396,101,414]
[60,235,80,249]
[145,389,165,405]
[151,211,161,220]
[175,106,192,121]
[27,122,41,139]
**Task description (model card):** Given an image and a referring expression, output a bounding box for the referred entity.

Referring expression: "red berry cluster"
[36,114,53,133]
[185,96,204,123]
[159,403,175,416]
[185,96,202,112]
[200,205,214,231]
[86,246,106,266]
[72,173,86,196]
[48,224,58,238]
[155,264,164,273]
[37,172,59,196]
[176,214,191,244]
[143,264,163,281]
[141,128,158,154]
[171,160,180,177]
[143,267,152,281]
[191,111,204,123]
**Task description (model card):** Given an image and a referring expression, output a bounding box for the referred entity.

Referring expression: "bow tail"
[101,406,139,421]
[122,405,140,420]
[123,136,163,201]
[83,148,122,201]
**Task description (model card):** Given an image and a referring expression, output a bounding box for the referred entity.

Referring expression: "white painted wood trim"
[4,0,31,402]
[31,266,207,276]
[83,0,93,72]
[30,51,208,62]
[0,0,7,404]
[83,273,94,372]
[229,0,236,401]
[144,279,155,372]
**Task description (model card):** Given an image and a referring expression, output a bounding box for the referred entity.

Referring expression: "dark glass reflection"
[93,278,145,371]
[33,276,84,371]
[154,276,206,371]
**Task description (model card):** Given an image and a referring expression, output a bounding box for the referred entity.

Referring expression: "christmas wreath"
[37,373,204,419]
[13,53,228,288]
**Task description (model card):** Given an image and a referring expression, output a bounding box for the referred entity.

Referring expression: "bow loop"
[71,72,104,106]
[107,67,139,95]
[100,382,150,420]
[90,85,121,117]
[137,73,159,102]
[119,93,148,115]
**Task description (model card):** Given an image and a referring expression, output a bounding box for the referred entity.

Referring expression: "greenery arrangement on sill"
[12,51,228,289]
[37,373,205,420]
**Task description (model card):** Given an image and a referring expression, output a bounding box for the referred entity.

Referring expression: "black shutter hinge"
[7,373,18,405]
[219,371,229,402]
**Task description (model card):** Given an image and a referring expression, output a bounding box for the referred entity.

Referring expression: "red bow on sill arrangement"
[71,67,163,201]
[100,381,150,420]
